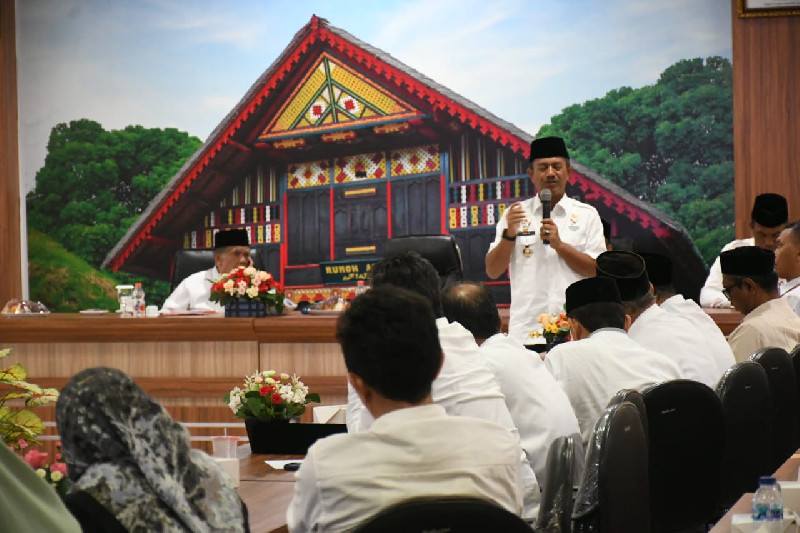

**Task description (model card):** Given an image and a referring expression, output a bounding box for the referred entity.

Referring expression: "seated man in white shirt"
[544,277,682,448]
[345,252,541,520]
[641,252,736,378]
[161,229,252,313]
[776,221,800,316]
[700,193,788,308]
[721,246,800,361]
[440,281,582,492]
[286,285,524,533]
[596,251,722,388]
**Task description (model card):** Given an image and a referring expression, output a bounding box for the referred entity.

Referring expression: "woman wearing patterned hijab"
[56,367,248,532]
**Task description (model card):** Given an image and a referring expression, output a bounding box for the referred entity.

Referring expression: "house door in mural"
[333,182,388,260]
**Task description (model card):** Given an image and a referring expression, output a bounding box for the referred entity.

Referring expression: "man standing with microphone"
[485,136,606,345]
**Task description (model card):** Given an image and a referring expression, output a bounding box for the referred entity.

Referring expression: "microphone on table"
[539,189,552,245]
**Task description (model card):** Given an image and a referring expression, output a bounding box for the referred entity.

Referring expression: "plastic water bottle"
[354,280,367,297]
[752,476,782,531]
[132,283,146,317]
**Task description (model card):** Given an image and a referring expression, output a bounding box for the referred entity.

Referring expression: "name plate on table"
[319,259,376,285]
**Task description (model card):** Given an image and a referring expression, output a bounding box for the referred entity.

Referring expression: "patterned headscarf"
[56,367,245,532]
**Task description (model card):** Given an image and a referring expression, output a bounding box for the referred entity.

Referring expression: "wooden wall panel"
[0,0,22,305]
[731,0,800,234]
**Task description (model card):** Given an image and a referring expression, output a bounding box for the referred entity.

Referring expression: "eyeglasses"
[722,281,741,300]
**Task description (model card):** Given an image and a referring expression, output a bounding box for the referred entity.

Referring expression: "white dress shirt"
[346,317,541,520]
[700,238,754,308]
[286,404,524,533]
[660,295,736,380]
[544,328,682,447]
[728,298,800,362]
[627,304,722,388]
[161,266,223,313]
[488,194,606,343]
[480,333,582,489]
[781,277,800,317]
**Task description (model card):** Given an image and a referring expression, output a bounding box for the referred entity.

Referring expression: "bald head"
[440,282,501,343]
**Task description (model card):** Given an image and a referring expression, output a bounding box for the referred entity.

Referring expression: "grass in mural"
[27,229,119,312]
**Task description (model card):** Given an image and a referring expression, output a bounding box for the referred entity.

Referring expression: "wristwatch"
[502,229,516,241]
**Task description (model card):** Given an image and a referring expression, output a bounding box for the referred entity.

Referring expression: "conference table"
[236,444,297,533]
[711,451,800,532]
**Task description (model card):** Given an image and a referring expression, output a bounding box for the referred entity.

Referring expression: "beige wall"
[731,0,800,234]
[1,0,22,306]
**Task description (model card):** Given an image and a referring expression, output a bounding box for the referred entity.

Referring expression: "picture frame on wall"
[739,0,800,17]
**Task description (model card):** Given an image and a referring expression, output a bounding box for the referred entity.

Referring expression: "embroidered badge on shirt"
[568,212,580,230]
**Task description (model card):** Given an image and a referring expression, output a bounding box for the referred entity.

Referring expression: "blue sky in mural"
[17,0,731,193]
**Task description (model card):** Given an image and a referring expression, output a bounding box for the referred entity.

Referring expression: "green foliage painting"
[537,56,733,264]
[26,119,201,309]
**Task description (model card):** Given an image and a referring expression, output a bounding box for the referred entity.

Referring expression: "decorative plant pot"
[244,417,347,454]
[225,299,267,318]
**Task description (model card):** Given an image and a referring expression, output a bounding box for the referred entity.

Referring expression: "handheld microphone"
[539,189,552,245]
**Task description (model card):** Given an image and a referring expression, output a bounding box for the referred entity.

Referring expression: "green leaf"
[0,363,27,384]
[305,393,321,403]
[0,348,11,360]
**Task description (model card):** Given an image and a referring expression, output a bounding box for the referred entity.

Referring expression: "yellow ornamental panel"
[390,145,440,177]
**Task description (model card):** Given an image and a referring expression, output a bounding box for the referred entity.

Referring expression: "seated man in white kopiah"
[596,250,722,388]
[286,285,524,533]
[701,193,788,308]
[544,277,682,448]
[440,281,583,492]
[721,246,800,361]
[161,229,252,313]
[345,252,541,521]
[641,252,735,378]
[776,221,800,316]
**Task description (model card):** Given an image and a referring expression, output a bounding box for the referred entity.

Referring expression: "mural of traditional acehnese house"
[103,15,706,304]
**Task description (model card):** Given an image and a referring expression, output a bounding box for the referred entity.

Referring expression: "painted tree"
[538,56,733,264]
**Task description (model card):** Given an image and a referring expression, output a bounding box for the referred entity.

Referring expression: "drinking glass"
[115,285,134,317]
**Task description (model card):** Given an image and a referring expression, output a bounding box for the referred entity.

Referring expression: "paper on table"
[265,459,303,469]
[312,405,346,424]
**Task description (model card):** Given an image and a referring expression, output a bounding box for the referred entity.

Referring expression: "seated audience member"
[596,250,721,387]
[0,444,82,533]
[701,193,788,308]
[56,367,248,533]
[287,286,524,533]
[721,246,800,361]
[776,221,800,316]
[544,277,682,447]
[641,252,735,377]
[162,228,252,313]
[441,281,582,490]
[345,252,540,521]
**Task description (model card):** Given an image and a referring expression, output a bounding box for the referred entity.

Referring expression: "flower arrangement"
[224,370,320,423]
[23,442,70,496]
[209,266,285,314]
[0,348,59,451]
[532,312,572,347]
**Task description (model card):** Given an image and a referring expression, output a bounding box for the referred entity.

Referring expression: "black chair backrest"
[607,388,648,441]
[170,248,261,292]
[642,379,725,533]
[573,401,649,533]
[714,361,772,514]
[535,435,575,533]
[790,343,800,445]
[750,347,799,470]
[351,496,531,533]
[384,234,463,289]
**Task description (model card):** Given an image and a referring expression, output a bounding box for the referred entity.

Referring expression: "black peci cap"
[214,229,250,249]
[595,250,650,301]
[529,136,570,163]
[565,277,622,315]
[720,246,775,277]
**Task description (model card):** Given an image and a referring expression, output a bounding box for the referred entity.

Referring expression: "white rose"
[243,266,256,278]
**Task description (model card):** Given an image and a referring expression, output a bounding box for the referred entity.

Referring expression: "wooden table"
[710,452,800,532]
[236,444,298,533]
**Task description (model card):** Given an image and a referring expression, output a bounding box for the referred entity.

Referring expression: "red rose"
[259,385,270,396]
[271,393,283,404]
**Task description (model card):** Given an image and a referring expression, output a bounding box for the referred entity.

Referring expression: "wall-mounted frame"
[739,0,800,17]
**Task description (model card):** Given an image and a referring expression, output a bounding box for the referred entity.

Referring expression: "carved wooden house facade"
[104,16,706,303]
